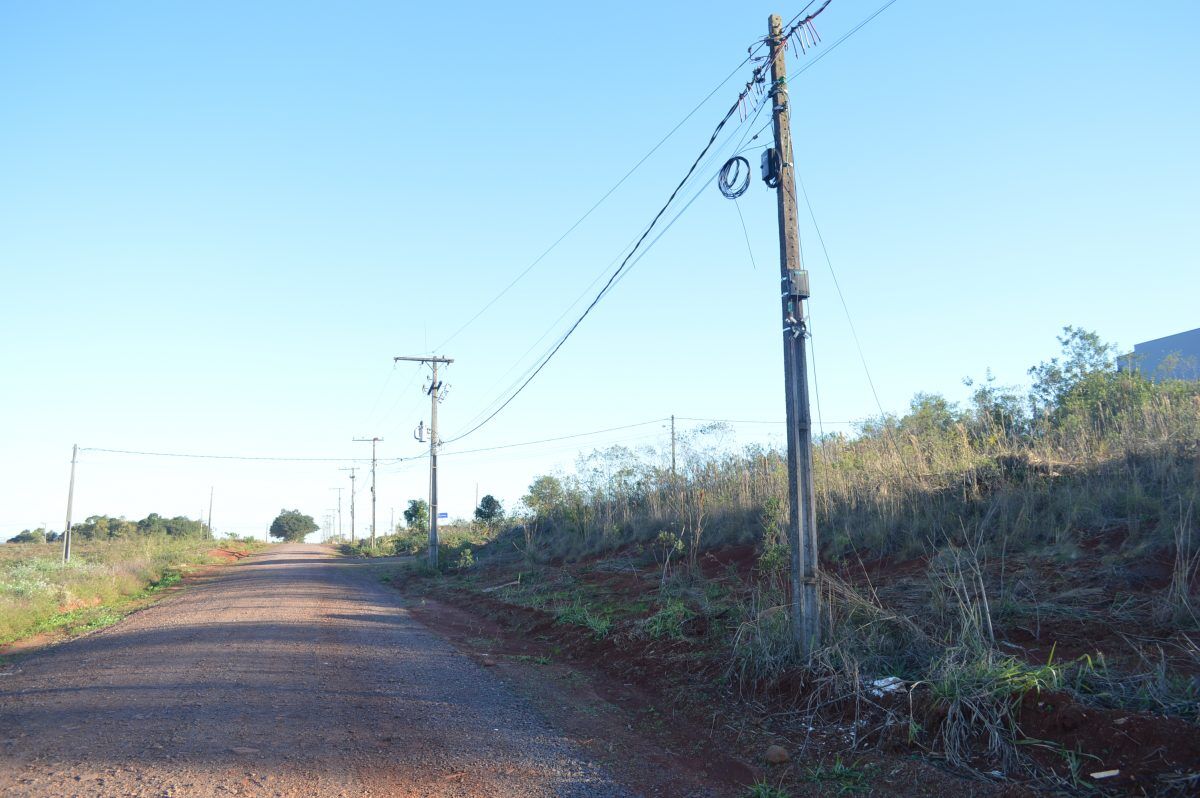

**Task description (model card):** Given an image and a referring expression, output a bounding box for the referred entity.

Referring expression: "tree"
[7,528,46,544]
[474,495,504,529]
[403,499,429,533]
[1028,326,1116,416]
[270,509,318,542]
[524,475,564,520]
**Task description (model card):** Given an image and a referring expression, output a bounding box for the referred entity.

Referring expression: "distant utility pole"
[62,444,78,563]
[393,355,453,569]
[331,487,344,539]
[352,437,383,546]
[207,486,214,539]
[670,415,677,481]
[768,12,820,655]
[339,467,357,543]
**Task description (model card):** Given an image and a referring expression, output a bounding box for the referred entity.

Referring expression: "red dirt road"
[0,545,648,797]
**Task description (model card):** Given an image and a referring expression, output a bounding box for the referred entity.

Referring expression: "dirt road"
[0,544,642,797]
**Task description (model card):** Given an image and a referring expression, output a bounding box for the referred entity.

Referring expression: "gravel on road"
[0,544,639,797]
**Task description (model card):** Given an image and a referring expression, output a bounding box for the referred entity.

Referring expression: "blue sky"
[2,1,1197,538]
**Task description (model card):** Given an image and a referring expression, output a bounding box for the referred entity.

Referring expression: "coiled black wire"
[717,156,751,199]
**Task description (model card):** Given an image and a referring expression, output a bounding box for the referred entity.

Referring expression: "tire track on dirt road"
[0,543,641,797]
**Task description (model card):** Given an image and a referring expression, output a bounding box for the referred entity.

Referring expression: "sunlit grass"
[0,537,254,645]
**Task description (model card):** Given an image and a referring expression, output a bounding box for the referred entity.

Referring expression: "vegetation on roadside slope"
[0,535,261,645]
[395,327,1200,792]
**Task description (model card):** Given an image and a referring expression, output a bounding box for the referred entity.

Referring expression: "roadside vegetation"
[1,528,261,646]
[392,327,1200,794]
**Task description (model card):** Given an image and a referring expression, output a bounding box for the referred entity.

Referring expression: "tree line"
[7,513,210,545]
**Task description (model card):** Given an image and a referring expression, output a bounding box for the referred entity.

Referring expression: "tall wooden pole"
[670,414,677,481]
[393,355,453,570]
[768,13,821,655]
[339,467,357,543]
[62,444,77,563]
[352,438,383,546]
[429,360,441,569]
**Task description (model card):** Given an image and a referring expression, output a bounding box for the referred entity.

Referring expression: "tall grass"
[470,360,1200,776]
[501,375,1200,565]
[0,536,242,644]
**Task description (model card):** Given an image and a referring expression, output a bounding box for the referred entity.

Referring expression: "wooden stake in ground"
[768,12,821,655]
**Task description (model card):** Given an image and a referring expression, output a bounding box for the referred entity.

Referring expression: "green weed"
[555,600,612,639]
[642,597,694,639]
[804,757,874,795]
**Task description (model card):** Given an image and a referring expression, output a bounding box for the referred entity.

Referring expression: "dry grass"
[0,537,255,645]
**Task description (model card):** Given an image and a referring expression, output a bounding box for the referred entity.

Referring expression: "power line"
[439,2,865,444]
[79,446,420,465]
[793,168,887,419]
[431,49,770,353]
[790,0,900,80]
[446,81,770,439]
[446,104,769,443]
[80,447,381,463]
[440,418,669,457]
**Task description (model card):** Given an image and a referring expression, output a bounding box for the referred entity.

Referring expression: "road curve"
[0,544,636,797]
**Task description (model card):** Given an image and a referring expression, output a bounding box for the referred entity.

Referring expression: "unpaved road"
[0,544,640,797]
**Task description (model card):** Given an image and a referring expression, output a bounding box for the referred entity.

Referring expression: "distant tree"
[7,528,46,544]
[524,475,564,520]
[474,495,504,529]
[74,515,138,540]
[963,369,1028,443]
[898,392,961,438]
[404,499,429,533]
[270,509,318,542]
[1028,326,1116,416]
[137,513,168,537]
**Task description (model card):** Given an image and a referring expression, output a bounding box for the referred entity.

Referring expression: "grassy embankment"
[0,536,261,646]
[388,333,1200,793]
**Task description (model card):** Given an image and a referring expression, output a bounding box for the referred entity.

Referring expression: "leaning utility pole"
[768,12,820,655]
[339,467,357,543]
[393,355,453,569]
[62,444,78,563]
[353,437,383,546]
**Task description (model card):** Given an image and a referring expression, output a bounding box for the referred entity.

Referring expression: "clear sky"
[2,1,1197,540]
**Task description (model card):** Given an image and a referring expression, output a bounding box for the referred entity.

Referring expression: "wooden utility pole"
[339,467,357,543]
[393,355,454,569]
[352,439,383,547]
[331,487,344,539]
[670,415,677,480]
[768,12,821,655]
[62,444,78,563]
